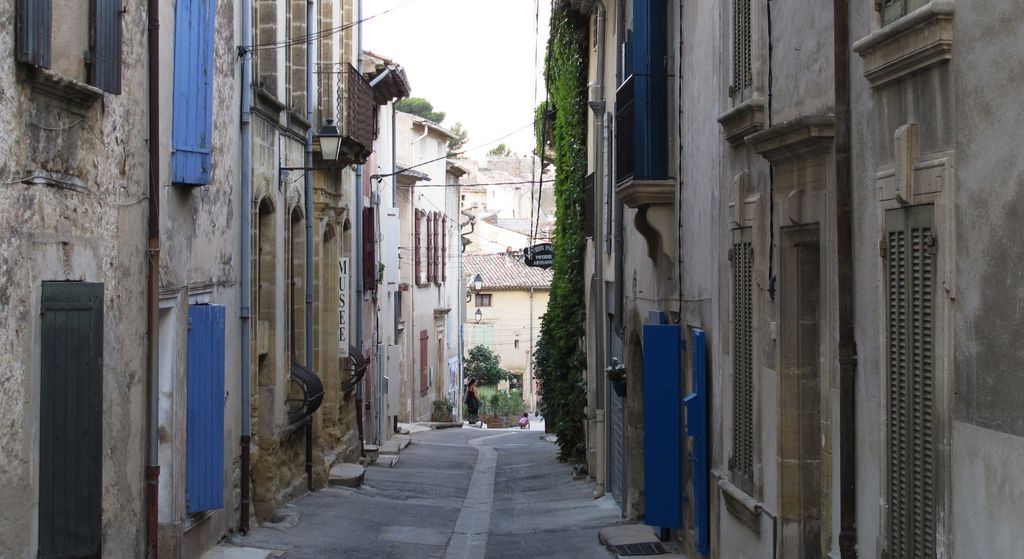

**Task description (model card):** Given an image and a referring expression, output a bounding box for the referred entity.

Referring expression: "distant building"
[463,252,552,412]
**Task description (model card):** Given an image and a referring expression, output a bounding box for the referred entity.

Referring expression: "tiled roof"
[463,252,553,290]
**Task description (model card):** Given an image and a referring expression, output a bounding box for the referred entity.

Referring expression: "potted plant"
[431,397,455,422]
[606,358,627,397]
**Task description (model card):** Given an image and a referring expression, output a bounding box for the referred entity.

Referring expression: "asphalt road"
[234,426,623,558]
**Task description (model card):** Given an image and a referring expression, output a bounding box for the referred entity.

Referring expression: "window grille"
[732,0,752,94]
[885,206,936,558]
[731,229,755,491]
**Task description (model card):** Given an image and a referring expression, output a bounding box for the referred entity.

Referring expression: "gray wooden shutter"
[885,206,936,558]
[732,0,752,93]
[89,0,123,93]
[16,0,52,68]
[731,228,755,490]
[39,282,104,559]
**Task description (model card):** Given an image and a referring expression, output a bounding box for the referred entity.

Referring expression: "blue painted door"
[187,304,225,513]
[643,323,683,530]
[684,328,710,556]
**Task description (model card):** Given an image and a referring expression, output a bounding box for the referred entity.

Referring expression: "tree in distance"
[395,97,446,124]
[448,122,469,152]
[464,345,511,386]
[487,143,512,157]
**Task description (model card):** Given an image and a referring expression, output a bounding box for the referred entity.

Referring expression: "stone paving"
[216,425,625,558]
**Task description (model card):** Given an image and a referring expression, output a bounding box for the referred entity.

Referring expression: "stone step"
[363,444,379,464]
[328,463,365,488]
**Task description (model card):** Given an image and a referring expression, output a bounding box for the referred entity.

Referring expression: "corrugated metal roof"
[463,252,553,290]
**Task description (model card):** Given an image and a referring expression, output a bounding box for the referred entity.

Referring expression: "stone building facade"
[0,1,151,556]
[574,0,1024,557]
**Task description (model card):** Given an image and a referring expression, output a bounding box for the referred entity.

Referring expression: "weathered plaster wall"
[951,1,1024,555]
[0,3,150,557]
[156,0,244,555]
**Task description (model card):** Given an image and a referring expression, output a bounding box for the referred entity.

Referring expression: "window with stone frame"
[16,0,122,94]
[731,0,753,99]
[730,227,756,493]
[881,0,930,26]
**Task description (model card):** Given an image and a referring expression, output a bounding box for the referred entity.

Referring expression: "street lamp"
[317,119,342,162]
[473,273,483,292]
[474,308,483,323]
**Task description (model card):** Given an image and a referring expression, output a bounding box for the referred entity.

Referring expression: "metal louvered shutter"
[732,0,752,94]
[885,206,936,559]
[731,228,755,491]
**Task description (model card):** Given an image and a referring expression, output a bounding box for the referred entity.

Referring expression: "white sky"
[363,0,551,159]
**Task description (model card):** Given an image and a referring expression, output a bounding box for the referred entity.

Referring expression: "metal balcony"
[338,64,376,167]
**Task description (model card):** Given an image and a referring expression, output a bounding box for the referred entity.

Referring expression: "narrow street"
[229,425,622,558]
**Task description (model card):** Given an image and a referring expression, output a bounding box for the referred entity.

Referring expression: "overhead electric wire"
[239,0,417,52]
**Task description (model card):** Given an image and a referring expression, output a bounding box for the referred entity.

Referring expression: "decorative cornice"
[717,97,766,147]
[27,68,102,114]
[746,116,835,165]
[615,178,676,209]
[853,0,954,88]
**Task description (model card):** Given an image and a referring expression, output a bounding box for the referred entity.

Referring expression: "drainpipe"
[145,0,160,555]
[588,0,608,484]
[354,0,366,448]
[239,0,253,534]
[833,0,858,556]
[304,0,316,493]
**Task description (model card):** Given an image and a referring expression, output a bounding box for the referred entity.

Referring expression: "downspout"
[588,0,608,486]
[354,0,365,449]
[834,0,858,556]
[304,0,316,492]
[145,0,160,555]
[239,0,254,533]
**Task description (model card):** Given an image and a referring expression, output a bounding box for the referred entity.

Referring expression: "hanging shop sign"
[524,243,554,269]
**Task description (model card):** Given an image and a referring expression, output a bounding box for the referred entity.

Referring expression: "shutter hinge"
[926,234,938,255]
[728,84,737,98]
[187,319,192,331]
[879,238,887,259]
[727,247,735,262]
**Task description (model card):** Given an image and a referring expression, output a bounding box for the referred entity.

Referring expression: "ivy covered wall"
[534,5,588,465]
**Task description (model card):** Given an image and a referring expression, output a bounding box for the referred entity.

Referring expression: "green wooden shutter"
[39,282,104,559]
[885,206,936,558]
[731,228,755,490]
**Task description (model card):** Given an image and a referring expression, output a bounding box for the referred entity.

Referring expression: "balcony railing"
[338,63,375,167]
[615,77,636,184]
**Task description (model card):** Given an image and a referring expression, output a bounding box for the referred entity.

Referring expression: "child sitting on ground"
[518,412,530,429]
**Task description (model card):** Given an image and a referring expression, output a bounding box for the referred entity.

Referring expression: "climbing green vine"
[534,5,588,465]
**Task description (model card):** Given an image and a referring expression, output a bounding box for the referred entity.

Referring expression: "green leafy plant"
[605,357,626,384]
[464,345,511,386]
[533,5,589,465]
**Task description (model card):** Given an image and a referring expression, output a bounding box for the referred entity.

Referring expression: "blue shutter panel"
[685,329,711,556]
[90,0,122,93]
[172,0,216,185]
[643,323,683,530]
[186,304,225,513]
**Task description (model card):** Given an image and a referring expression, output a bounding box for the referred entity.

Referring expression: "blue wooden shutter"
[631,0,669,180]
[16,0,51,68]
[685,328,710,556]
[643,322,683,531]
[172,0,216,185]
[89,0,122,93]
[187,304,226,513]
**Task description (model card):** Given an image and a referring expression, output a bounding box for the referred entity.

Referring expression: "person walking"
[465,378,482,426]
